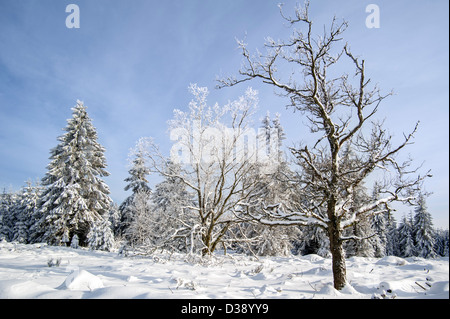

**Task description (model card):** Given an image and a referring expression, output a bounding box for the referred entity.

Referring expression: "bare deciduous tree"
[218,2,430,290]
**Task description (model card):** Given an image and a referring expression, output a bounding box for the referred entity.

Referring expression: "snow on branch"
[245,202,329,230]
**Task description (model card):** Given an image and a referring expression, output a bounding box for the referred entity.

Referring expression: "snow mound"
[260,284,279,294]
[318,284,341,297]
[376,256,408,266]
[428,281,449,296]
[301,254,324,262]
[127,275,139,282]
[340,283,361,295]
[63,270,104,291]
[347,256,373,264]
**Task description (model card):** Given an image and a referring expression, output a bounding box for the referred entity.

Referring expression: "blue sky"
[0,0,448,228]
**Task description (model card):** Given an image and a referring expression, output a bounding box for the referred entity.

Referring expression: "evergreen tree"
[398,213,415,257]
[371,212,388,257]
[258,111,286,167]
[385,213,399,256]
[10,182,37,243]
[233,114,299,256]
[146,161,196,252]
[413,194,436,258]
[261,111,272,146]
[434,229,449,257]
[87,217,115,251]
[344,215,375,258]
[108,202,121,236]
[0,188,17,241]
[118,138,151,238]
[123,189,154,250]
[241,162,300,257]
[70,234,79,249]
[371,182,389,257]
[272,112,286,161]
[11,181,43,243]
[341,182,375,258]
[295,224,330,257]
[33,100,113,247]
[441,230,449,257]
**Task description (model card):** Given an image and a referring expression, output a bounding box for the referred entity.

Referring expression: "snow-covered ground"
[0,241,448,299]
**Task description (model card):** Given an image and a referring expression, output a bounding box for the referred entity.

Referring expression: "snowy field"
[0,242,448,299]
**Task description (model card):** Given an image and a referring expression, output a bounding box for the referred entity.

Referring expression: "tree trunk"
[327,197,347,290]
[328,219,347,290]
[201,232,212,256]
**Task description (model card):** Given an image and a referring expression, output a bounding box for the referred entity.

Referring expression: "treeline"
[0,99,448,259]
[0,178,448,258]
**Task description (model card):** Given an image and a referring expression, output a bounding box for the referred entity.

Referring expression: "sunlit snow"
[0,242,447,299]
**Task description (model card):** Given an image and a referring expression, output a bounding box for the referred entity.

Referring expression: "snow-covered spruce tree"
[117,138,151,239]
[125,160,198,254]
[370,182,389,257]
[434,229,449,257]
[108,202,120,237]
[294,224,330,257]
[33,100,113,248]
[342,185,375,258]
[219,2,429,289]
[147,160,198,253]
[371,212,388,258]
[233,162,300,256]
[124,188,153,249]
[0,188,18,241]
[70,234,79,249]
[261,112,272,153]
[231,114,300,257]
[413,194,436,258]
[87,216,115,251]
[11,181,43,243]
[385,213,399,256]
[397,213,416,257]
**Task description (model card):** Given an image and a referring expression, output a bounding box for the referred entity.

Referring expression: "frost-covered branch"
[217,1,430,290]
[139,85,267,255]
